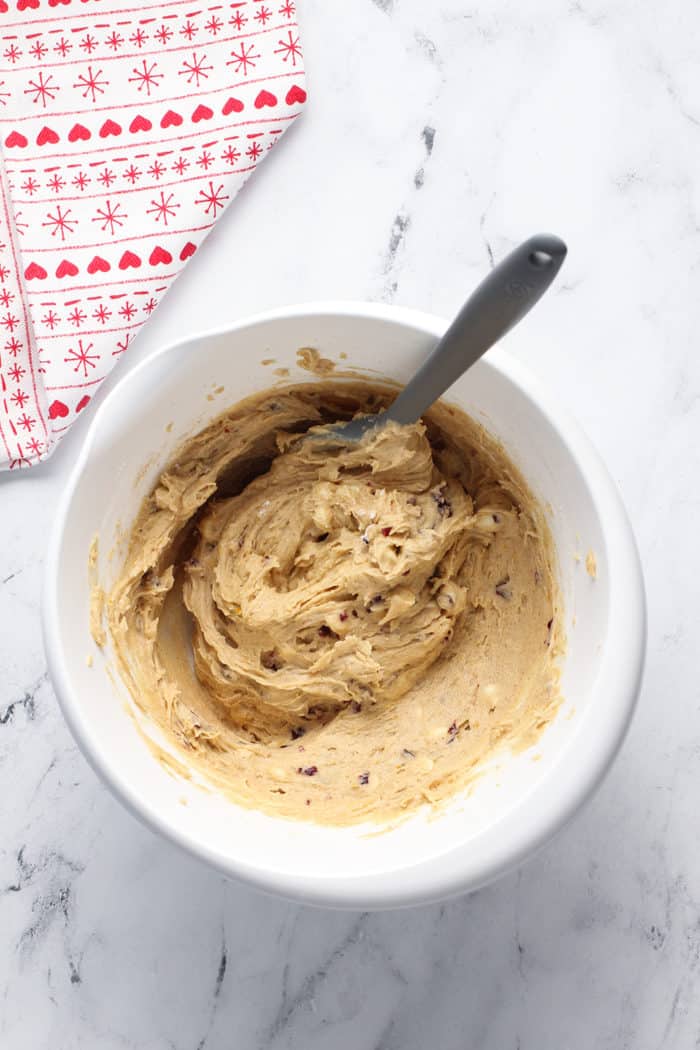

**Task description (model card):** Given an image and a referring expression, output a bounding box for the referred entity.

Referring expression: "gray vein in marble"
[5,839,87,1015]
[263,914,368,1046]
[476,188,499,272]
[0,672,46,726]
[214,933,228,998]
[18,881,71,957]
[413,32,441,68]
[654,60,700,129]
[373,1015,398,1050]
[381,127,437,299]
[195,925,229,1050]
[28,756,58,809]
[382,210,411,301]
[567,0,607,28]
[414,124,436,189]
[514,871,526,984]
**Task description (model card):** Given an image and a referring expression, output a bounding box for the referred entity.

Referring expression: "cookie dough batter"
[103,383,562,825]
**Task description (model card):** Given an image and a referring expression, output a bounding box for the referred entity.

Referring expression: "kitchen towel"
[0,0,305,469]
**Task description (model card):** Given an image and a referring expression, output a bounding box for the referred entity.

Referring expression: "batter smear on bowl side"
[101,382,563,825]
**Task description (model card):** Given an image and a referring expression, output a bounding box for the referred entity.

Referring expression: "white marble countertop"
[1,0,697,1045]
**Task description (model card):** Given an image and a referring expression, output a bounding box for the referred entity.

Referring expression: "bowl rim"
[42,300,647,909]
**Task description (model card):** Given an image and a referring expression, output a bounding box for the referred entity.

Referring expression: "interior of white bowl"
[44,304,645,908]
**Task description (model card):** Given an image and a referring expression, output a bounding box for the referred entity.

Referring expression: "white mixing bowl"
[43,303,646,909]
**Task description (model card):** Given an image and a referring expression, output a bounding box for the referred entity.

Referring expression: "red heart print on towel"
[149,246,173,266]
[99,119,122,139]
[18,0,40,9]
[87,256,111,275]
[56,260,79,279]
[37,127,60,147]
[192,104,214,123]
[24,262,48,281]
[222,98,245,115]
[180,241,197,261]
[0,2,9,13]
[76,395,91,413]
[286,85,307,105]
[48,0,71,5]
[161,110,183,129]
[129,115,152,133]
[119,250,141,270]
[5,131,28,149]
[48,400,69,420]
[254,90,278,109]
[68,123,91,143]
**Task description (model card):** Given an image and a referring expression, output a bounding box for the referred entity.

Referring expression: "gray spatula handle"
[385,234,567,426]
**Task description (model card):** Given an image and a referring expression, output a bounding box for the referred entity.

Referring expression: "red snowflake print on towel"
[16,412,37,433]
[147,160,167,181]
[129,28,149,49]
[14,212,28,237]
[21,176,39,197]
[105,31,124,52]
[196,149,215,171]
[42,206,77,242]
[26,438,44,457]
[72,172,91,192]
[147,191,180,226]
[98,168,117,190]
[124,164,142,186]
[29,40,49,62]
[64,340,99,377]
[155,24,174,46]
[254,6,273,26]
[179,52,213,87]
[67,305,87,328]
[221,144,241,166]
[46,174,66,195]
[42,309,61,330]
[74,67,109,104]
[8,363,26,383]
[4,44,22,65]
[113,333,132,356]
[54,37,72,57]
[5,337,23,358]
[181,19,199,40]
[228,42,260,75]
[25,72,60,108]
[274,31,303,66]
[204,14,224,35]
[93,200,127,236]
[195,182,229,218]
[1,312,20,332]
[129,60,163,96]
[80,33,99,56]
